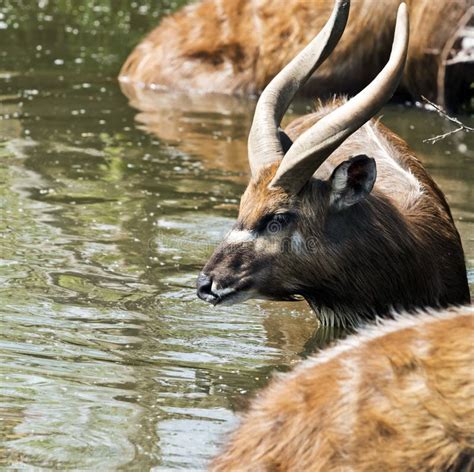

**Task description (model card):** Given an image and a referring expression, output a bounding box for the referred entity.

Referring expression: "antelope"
[211,304,474,471]
[119,0,472,111]
[196,0,470,327]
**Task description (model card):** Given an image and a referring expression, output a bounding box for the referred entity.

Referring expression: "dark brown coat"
[199,100,470,325]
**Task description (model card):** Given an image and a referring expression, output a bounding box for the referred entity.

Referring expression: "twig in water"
[421,96,474,144]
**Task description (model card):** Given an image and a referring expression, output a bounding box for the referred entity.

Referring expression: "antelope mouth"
[213,290,240,306]
[197,289,245,306]
[211,288,256,306]
[196,273,258,306]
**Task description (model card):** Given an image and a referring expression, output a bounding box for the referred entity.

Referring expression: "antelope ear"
[329,155,376,210]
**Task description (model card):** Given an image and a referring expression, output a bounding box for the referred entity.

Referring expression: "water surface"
[0,2,473,470]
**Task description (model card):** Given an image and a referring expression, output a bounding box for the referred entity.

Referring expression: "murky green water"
[0,2,472,470]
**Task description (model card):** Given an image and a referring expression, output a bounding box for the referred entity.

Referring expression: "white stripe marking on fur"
[226,229,256,244]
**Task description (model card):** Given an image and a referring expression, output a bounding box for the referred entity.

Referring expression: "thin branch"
[421,95,474,144]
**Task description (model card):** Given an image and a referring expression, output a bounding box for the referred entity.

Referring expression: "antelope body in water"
[119,0,473,111]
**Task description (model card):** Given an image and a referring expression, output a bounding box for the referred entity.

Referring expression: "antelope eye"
[255,212,295,234]
[272,213,294,226]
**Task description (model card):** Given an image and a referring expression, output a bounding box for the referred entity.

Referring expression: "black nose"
[196,273,219,304]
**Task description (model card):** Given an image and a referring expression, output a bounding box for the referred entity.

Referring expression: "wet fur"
[211,305,474,472]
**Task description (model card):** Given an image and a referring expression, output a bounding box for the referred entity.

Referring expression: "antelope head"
[197,0,410,322]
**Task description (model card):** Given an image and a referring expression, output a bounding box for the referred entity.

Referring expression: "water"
[0,2,472,470]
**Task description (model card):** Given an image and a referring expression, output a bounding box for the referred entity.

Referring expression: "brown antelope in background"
[119,0,473,112]
[196,0,470,327]
[211,304,474,471]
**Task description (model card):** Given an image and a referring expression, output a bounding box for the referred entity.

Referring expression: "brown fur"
[119,0,471,110]
[200,100,469,325]
[211,305,474,472]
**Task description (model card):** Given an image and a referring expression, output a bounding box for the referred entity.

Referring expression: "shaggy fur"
[119,0,471,110]
[211,305,474,472]
[200,100,470,326]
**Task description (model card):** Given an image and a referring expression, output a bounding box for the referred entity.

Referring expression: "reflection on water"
[120,82,254,175]
[0,1,472,470]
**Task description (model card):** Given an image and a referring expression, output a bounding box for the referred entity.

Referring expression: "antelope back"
[119,0,471,111]
[211,305,474,472]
